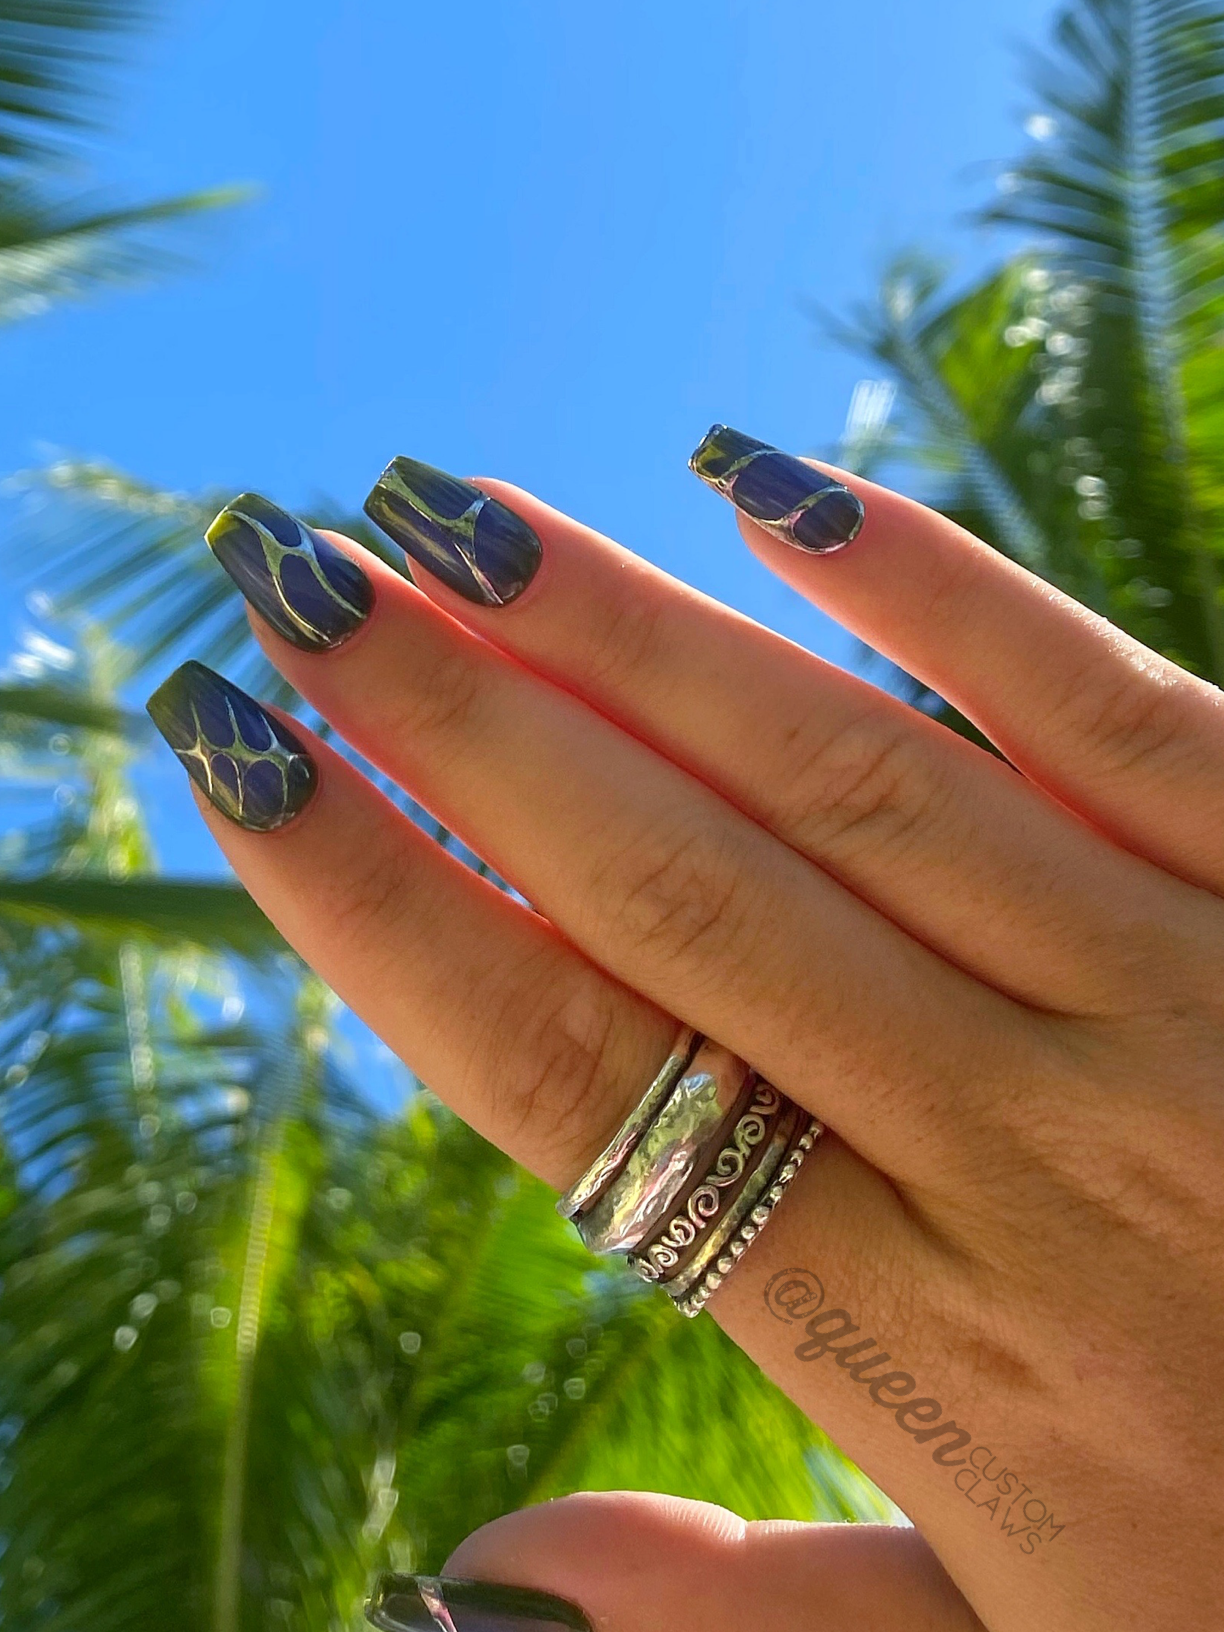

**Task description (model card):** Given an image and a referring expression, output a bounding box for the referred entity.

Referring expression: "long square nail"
[147,662,317,832]
[364,457,541,607]
[206,493,373,651]
[366,1574,591,1632]
[690,424,865,552]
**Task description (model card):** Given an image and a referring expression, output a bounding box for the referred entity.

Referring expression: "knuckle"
[598,821,748,970]
[482,960,628,1170]
[581,586,669,693]
[389,640,485,747]
[909,542,987,636]
[330,845,411,949]
[1046,658,1189,780]
[780,710,951,864]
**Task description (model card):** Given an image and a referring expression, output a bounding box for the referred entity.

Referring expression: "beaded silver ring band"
[672,1110,823,1319]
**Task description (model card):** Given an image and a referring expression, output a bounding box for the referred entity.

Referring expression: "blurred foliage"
[0,0,245,326]
[0,12,889,1632]
[0,647,887,1632]
[837,0,1224,692]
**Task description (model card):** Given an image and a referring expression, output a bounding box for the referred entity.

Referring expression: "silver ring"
[674,1113,823,1318]
[572,1038,754,1255]
[626,1078,786,1283]
[556,1026,699,1221]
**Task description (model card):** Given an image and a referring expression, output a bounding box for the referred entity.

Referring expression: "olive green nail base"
[690,423,866,552]
[146,662,317,833]
[206,492,373,651]
[364,456,542,607]
[366,1574,591,1632]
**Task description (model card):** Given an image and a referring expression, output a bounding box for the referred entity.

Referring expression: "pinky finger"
[147,660,674,1187]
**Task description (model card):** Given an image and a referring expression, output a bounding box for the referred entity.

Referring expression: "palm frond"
[0,949,889,1632]
[983,0,1224,676]
[9,458,406,701]
[0,678,147,736]
[0,184,253,325]
[832,2,1224,685]
[829,256,1053,570]
[0,876,284,956]
[0,0,143,168]
[4,458,457,844]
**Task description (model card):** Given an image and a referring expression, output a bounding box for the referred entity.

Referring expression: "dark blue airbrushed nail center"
[363,456,543,608]
[689,424,865,553]
[206,493,374,653]
[729,450,829,523]
[146,662,318,833]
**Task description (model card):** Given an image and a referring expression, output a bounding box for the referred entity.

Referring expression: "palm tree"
[838,0,1224,693]
[13,1,1224,1619]
[0,2,243,328]
[0,12,888,1631]
[0,642,884,1632]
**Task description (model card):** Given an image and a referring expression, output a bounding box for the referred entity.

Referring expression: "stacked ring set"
[557,1029,822,1317]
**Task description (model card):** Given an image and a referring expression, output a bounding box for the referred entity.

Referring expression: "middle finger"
[221,515,1036,1185]
[358,464,1199,1017]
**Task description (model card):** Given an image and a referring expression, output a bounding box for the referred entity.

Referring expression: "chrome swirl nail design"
[364,456,542,607]
[366,1574,591,1632]
[689,423,865,553]
[146,661,316,833]
[206,492,373,651]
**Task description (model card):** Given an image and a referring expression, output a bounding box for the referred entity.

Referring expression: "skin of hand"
[155,447,1224,1632]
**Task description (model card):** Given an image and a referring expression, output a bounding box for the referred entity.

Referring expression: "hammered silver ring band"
[556,1024,823,1316]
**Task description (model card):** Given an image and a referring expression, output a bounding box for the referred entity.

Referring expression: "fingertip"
[442,1492,746,1631]
[439,1495,978,1632]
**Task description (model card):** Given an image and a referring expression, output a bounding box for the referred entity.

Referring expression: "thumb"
[368,1490,983,1632]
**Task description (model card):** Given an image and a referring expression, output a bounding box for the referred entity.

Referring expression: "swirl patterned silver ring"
[627,1080,785,1282]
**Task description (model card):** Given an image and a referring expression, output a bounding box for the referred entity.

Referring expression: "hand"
[149,433,1224,1631]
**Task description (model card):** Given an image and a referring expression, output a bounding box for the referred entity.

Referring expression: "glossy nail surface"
[367,1575,590,1632]
[690,423,865,553]
[207,492,373,651]
[147,662,316,833]
[364,456,542,607]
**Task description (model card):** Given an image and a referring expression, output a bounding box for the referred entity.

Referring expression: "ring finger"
[147,661,673,1187]
[141,659,1008,1598]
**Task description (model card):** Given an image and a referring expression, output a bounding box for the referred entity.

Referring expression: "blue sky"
[1,0,1059,877]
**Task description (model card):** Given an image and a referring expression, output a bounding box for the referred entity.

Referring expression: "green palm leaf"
[840,0,1224,687]
[0,661,886,1630]
[10,459,406,703]
[0,3,249,327]
[831,255,1052,571]
[0,677,147,736]
[983,0,1224,675]
[0,877,284,955]
[0,184,252,325]
[0,1,143,167]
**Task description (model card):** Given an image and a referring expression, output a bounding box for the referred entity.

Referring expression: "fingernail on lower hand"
[146,661,317,833]
[363,456,542,607]
[206,492,373,651]
[366,1574,591,1632]
[689,423,865,553]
